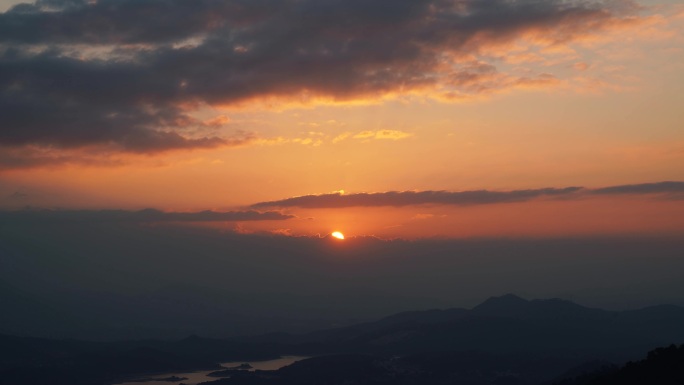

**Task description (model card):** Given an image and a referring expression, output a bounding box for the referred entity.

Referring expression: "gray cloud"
[251,181,684,208]
[0,131,253,169]
[251,187,584,208]
[1,208,294,222]
[0,0,640,160]
[590,181,684,195]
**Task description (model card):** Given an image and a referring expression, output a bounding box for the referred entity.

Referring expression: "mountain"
[471,294,609,320]
[243,294,684,360]
[2,295,684,385]
[471,293,531,315]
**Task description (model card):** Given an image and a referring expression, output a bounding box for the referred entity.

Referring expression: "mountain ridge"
[234,294,684,359]
[2,295,684,385]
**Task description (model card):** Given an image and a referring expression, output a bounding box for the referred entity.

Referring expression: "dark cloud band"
[0,0,640,159]
[250,181,684,208]
[0,208,294,222]
[251,187,584,208]
[590,181,684,195]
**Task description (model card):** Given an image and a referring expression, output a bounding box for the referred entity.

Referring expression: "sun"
[331,231,345,240]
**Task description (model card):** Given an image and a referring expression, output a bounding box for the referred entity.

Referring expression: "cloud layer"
[251,181,684,208]
[1,208,294,222]
[591,181,684,195]
[0,0,643,162]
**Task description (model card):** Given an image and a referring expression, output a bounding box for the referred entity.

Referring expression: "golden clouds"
[352,130,414,141]
[253,130,413,148]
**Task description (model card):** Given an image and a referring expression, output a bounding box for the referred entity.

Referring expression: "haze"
[1,0,683,341]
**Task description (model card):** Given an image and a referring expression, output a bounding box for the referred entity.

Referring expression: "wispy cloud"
[330,130,414,143]
[353,130,413,141]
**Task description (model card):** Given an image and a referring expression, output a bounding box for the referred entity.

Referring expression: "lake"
[113,355,309,385]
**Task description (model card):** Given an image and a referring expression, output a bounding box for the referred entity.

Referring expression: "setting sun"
[331,231,345,240]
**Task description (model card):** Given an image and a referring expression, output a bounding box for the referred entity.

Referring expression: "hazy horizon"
[1,0,684,343]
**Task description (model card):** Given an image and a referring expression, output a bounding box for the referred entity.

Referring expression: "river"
[113,355,309,385]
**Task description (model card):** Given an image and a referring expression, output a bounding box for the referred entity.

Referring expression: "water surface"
[113,355,308,385]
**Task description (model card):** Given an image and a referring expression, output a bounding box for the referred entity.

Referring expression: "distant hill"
[246,294,684,360]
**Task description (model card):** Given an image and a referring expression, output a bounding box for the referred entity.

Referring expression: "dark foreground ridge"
[0,335,276,385]
[1,295,683,385]
[554,344,684,385]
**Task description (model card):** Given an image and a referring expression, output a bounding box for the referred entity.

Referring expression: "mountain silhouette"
[2,295,684,385]
[472,293,530,313]
[471,294,613,321]
[241,294,684,358]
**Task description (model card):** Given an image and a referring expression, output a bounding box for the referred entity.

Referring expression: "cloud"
[0,131,255,169]
[332,132,352,144]
[332,130,413,144]
[574,62,590,71]
[412,213,441,220]
[8,191,28,200]
[0,145,127,169]
[352,130,413,141]
[0,0,646,162]
[251,181,684,208]
[251,187,583,208]
[1,208,294,222]
[589,181,684,195]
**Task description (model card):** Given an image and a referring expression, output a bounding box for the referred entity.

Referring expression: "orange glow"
[225,195,684,240]
[1,4,683,243]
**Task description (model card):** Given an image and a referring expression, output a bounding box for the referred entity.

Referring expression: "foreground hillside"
[0,335,276,385]
[555,344,684,385]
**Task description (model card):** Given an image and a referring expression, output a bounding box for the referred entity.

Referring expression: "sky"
[1,0,684,339]
[1,0,683,238]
